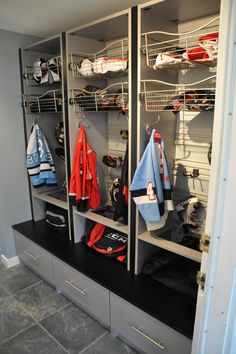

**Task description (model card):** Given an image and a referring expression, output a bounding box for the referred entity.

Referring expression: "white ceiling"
[0,0,149,37]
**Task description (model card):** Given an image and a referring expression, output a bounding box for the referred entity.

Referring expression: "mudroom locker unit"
[12,0,233,352]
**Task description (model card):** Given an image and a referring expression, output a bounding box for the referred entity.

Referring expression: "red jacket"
[69,125,100,210]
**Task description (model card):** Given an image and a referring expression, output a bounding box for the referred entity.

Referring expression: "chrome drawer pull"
[23,249,38,261]
[130,325,165,350]
[65,280,87,296]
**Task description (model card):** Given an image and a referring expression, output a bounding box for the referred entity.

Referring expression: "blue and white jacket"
[26,123,57,188]
[130,129,173,231]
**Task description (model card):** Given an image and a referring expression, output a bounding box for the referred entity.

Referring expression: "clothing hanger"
[145,115,161,135]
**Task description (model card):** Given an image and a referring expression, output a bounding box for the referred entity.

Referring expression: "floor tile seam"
[38,302,72,322]
[0,279,43,297]
[1,297,70,353]
[37,322,70,354]
[0,283,15,297]
[0,322,36,347]
[13,280,44,295]
[77,331,109,354]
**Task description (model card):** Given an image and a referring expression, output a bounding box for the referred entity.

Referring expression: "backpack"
[82,223,127,262]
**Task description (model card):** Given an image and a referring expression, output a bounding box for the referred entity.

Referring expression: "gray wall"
[0,29,41,258]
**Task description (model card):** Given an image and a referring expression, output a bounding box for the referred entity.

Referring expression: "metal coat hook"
[77,112,90,129]
[32,116,40,131]
[145,115,161,134]
[117,109,129,121]
[77,112,85,127]
[182,168,200,178]
[34,115,40,124]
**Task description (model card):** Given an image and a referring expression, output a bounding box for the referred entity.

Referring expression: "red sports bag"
[82,223,127,262]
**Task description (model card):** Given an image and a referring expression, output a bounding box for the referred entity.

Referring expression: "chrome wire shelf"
[70,82,128,113]
[69,38,128,79]
[141,17,219,70]
[23,56,61,86]
[140,76,216,112]
[22,89,63,114]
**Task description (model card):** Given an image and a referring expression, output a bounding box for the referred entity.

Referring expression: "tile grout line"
[39,302,71,322]
[0,278,43,297]
[0,266,70,352]
[77,331,109,354]
[37,322,70,354]
[14,280,44,295]
[0,323,36,347]
[0,279,71,352]
[2,295,71,353]
[0,268,110,353]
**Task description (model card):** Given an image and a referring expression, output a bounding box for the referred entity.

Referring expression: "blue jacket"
[26,123,57,187]
[130,129,173,229]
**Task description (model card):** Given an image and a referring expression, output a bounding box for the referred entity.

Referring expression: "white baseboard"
[1,255,20,269]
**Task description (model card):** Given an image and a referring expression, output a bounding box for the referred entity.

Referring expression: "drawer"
[53,257,110,326]
[110,293,192,354]
[14,231,54,284]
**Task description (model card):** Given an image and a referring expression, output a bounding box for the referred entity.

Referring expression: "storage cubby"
[20,35,71,237]
[135,0,221,305]
[66,11,131,268]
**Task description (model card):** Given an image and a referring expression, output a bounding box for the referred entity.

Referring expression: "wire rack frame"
[22,89,63,114]
[23,56,61,86]
[70,82,128,113]
[141,17,219,70]
[140,76,216,112]
[69,38,128,79]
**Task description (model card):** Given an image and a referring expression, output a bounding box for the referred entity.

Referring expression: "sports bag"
[45,203,68,233]
[82,223,127,262]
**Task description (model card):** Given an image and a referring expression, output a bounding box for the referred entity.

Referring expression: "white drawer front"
[110,293,192,354]
[14,231,54,284]
[53,257,110,326]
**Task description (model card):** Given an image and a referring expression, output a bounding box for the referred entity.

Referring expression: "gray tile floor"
[0,264,138,354]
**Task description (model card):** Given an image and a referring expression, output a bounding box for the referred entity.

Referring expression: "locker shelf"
[22,89,63,114]
[23,56,61,86]
[69,38,128,79]
[140,76,216,112]
[139,231,202,263]
[34,189,68,210]
[70,82,128,113]
[141,17,219,71]
[74,209,128,234]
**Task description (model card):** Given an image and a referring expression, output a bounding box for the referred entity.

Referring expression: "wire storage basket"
[70,82,128,113]
[141,17,219,70]
[69,38,128,78]
[23,56,61,86]
[22,90,63,114]
[140,76,216,112]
